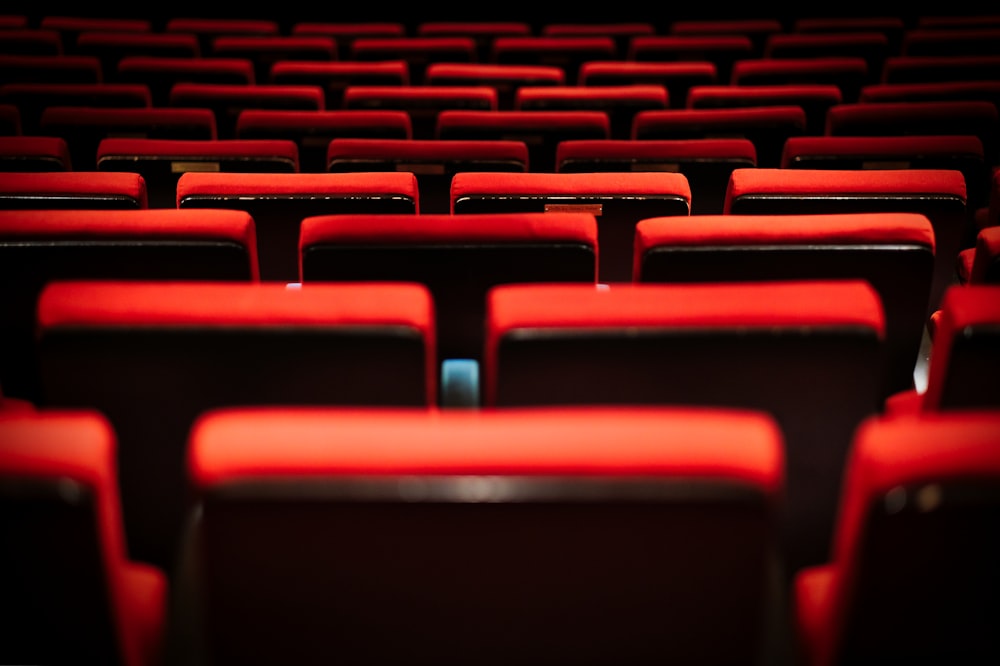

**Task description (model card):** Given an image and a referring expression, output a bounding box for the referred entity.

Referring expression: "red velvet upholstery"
[168,82,324,139]
[300,211,597,370]
[686,83,842,135]
[349,36,476,84]
[176,403,785,666]
[555,137,756,215]
[635,211,935,402]
[632,106,807,168]
[342,84,497,139]
[436,108,610,172]
[39,105,217,169]
[794,410,1000,665]
[0,135,72,171]
[451,170,690,282]
[117,55,255,106]
[886,284,1000,413]
[0,207,259,402]
[515,84,668,140]
[235,108,412,173]
[780,134,989,213]
[97,137,300,207]
[208,34,338,83]
[577,60,717,109]
[880,54,1000,85]
[36,280,437,572]
[177,171,418,282]
[0,81,150,136]
[325,137,528,213]
[483,280,886,573]
[490,35,616,84]
[0,170,147,208]
[0,409,167,666]
[724,167,967,326]
[425,62,565,110]
[269,59,409,108]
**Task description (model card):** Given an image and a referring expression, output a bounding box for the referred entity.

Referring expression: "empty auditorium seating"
[342,84,498,140]
[729,56,869,104]
[269,60,410,109]
[168,82,324,140]
[171,404,787,666]
[5,9,998,664]
[436,109,610,173]
[794,410,1000,665]
[38,106,217,170]
[541,21,655,58]
[0,27,63,55]
[483,279,886,575]
[36,280,437,573]
[791,17,905,54]
[116,55,256,106]
[0,81,151,134]
[884,284,1000,414]
[207,34,338,84]
[632,106,807,169]
[667,18,784,58]
[39,16,151,48]
[425,62,565,110]
[0,207,258,403]
[0,408,167,666]
[957,225,1000,286]
[418,20,532,60]
[325,138,528,213]
[555,137,756,215]
[514,84,669,140]
[686,83,842,136]
[163,17,280,54]
[973,166,1000,232]
[0,171,147,209]
[577,61,718,110]
[901,27,1000,57]
[780,135,990,214]
[824,100,1000,168]
[176,171,419,282]
[235,109,412,174]
[634,212,935,403]
[628,35,754,86]
[349,36,476,85]
[299,211,597,401]
[0,135,72,171]
[490,35,616,85]
[0,54,102,85]
[74,30,200,81]
[858,80,1000,110]
[724,167,969,327]
[880,54,1000,85]
[290,21,406,60]
[451,170,691,282]
[763,32,890,84]
[96,138,300,208]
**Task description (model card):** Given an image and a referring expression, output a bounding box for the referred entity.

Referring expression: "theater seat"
[794,410,1000,666]
[36,280,437,573]
[483,280,886,575]
[0,408,167,666]
[171,403,787,666]
[884,284,1000,414]
[0,207,259,404]
[451,171,690,283]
